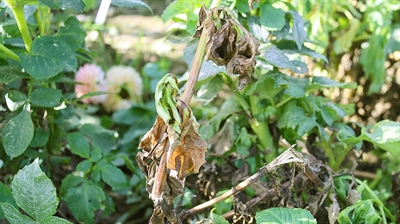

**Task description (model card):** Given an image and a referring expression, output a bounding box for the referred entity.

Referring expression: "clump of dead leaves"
[194,3,260,90]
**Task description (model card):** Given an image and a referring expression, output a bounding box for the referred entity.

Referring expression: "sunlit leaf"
[256,207,316,224]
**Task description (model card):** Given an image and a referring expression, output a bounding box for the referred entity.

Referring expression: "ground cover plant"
[0,0,399,223]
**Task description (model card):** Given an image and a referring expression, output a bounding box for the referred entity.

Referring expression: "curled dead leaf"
[166,101,207,179]
[194,5,260,90]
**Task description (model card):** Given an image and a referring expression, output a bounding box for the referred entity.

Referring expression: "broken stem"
[180,164,271,220]
[151,140,170,199]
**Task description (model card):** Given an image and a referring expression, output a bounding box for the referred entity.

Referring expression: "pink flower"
[74,64,107,104]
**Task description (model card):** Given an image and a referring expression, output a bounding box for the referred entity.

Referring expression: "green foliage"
[0,159,71,224]
[255,208,316,224]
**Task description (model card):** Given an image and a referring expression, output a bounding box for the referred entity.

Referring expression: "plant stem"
[9,5,32,52]
[0,44,20,62]
[182,29,207,104]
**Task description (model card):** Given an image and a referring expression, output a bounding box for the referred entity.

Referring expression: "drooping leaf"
[11,159,59,222]
[275,40,328,63]
[2,107,34,159]
[0,202,35,224]
[20,36,77,80]
[111,0,152,13]
[63,179,105,224]
[166,102,208,179]
[55,17,86,51]
[30,87,62,108]
[155,74,181,133]
[256,207,316,224]
[67,132,91,159]
[260,2,285,31]
[39,0,85,12]
[97,161,129,190]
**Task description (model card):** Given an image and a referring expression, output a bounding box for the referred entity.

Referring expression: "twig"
[179,147,304,220]
[222,174,305,219]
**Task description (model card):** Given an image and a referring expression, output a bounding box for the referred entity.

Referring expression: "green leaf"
[210,208,229,224]
[261,45,308,74]
[197,75,224,105]
[256,207,316,224]
[276,40,328,63]
[41,216,72,224]
[0,183,17,219]
[155,74,181,133]
[39,0,85,12]
[90,147,102,163]
[67,133,91,159]
[2,107,34,159]
[98,161,128,190]
[248,16,270,43]
[274,73,308,98]
[360,35,387,94]
[5,90,27,111]
[338,200,381,224]
[0,202,35,224]
[55,17,86,51]
[29,127,50,147]
[278,101,317,136]
[11,159,59,222]
[360,120,400,154]
[260,3,285,31]
[63,180,105,224]
[30,87,62,108]
[20,36,77,80]
[76,160,92,174]
[287,10,307,50]
[200,97,240,140]
[338,120,400,154]
[111,0,152,13]
[161,0,193,23]
[333,20,361,54]
[80,124,117,153]
[0,66,27,84]
[307,76,357,91]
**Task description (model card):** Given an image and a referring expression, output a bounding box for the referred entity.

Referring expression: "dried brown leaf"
[226,31,260,90]
[193,3,208,38]
[326,193,340,224]
[138,116,167,158]
[205,19,238,66]
[166,102,207,179]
